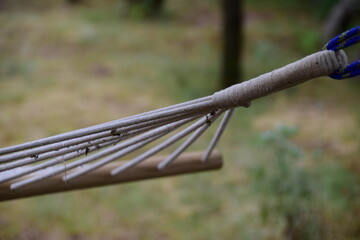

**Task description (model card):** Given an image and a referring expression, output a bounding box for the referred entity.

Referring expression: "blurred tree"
[126,0,164,19]
[221,0,243,89]
[323,0,360,41]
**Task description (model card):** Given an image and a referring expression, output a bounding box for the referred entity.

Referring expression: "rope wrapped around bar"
[0,49,348,200]
[212,50,347,109]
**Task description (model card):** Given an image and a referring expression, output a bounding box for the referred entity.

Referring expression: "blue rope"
[323,26,360,80]
[329,60,360,80]
[323,26,360,51]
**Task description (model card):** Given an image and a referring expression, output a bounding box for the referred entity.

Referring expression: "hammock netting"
[0,26,359,201]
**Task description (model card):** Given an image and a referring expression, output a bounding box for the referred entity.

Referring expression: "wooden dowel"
[0,151,223,202]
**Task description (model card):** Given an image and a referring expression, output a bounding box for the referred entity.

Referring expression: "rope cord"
[201,109,234,162]
[0,97,214,156]
[7,116,199,188]
[323,26,360,79]
[0,47,350,160]
[2,27,360,196]
[211,50,343,108]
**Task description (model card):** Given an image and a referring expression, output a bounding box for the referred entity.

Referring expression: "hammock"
[0,26,359,201]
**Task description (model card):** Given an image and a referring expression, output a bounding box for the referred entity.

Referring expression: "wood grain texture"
[0,151,223,201]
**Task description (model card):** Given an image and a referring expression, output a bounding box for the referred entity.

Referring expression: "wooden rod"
[0,151,223,202]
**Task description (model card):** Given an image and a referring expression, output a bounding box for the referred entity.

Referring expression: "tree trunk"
[323,0,360,42]
[221,0,243,89]
[147,0,164,18]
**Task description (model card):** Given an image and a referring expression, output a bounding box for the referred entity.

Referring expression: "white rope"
[212,50,342,108]
[62,116,201,182]
[0,99,214,156]
[0,110,203,164]
[110,111,223,176]
[201,108,235,162]
[11,116,199,189]
[0,50,347,195]
[0,140,116,184]
[157,111,224,170]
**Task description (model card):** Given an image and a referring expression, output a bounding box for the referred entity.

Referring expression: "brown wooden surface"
[0,151,223,202]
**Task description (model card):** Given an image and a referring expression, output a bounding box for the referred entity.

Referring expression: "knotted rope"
[0,27,359,201]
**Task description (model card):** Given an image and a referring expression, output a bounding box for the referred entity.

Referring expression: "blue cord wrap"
[323,26,360,80]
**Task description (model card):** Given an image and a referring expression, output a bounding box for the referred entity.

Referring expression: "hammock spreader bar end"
[0,151,223,202]
[1,26,359,201]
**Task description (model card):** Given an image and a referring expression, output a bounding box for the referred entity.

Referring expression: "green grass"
[0,1,359,239]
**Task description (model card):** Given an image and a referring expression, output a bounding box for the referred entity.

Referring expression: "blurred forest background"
[0,0,359,239]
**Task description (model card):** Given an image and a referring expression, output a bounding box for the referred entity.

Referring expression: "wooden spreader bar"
[0,151,222,202]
